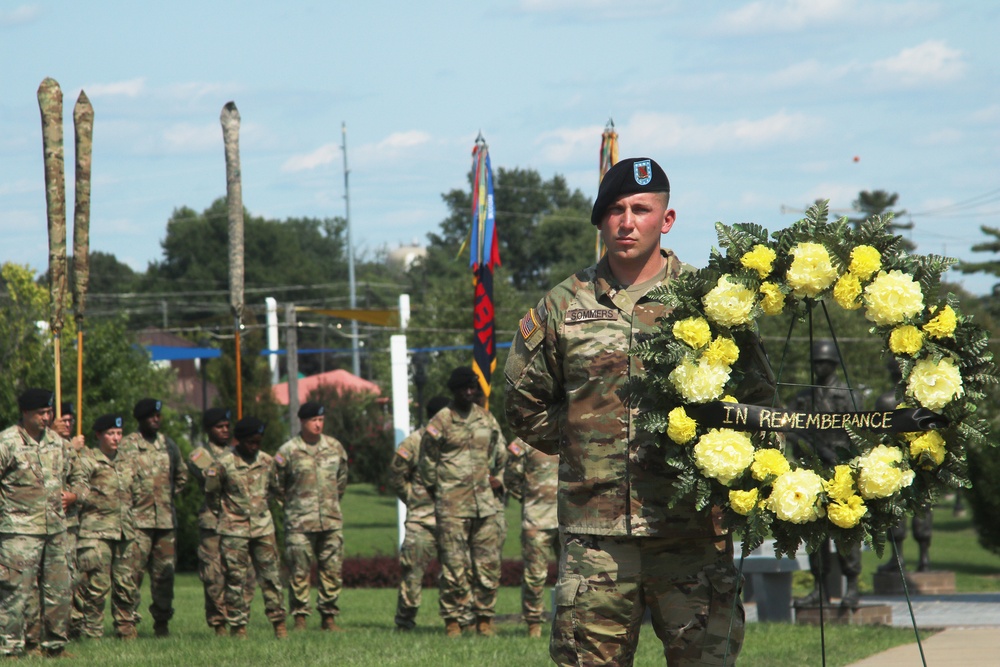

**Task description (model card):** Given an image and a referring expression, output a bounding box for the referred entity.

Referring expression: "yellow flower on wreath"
[750,448,790,481]
[669,358,730,403]
[740,244,777,279]
[729,488,760,516]
[889,325,924,356]
[768,468,825,524]
[907,357,964,411]
[828,495,867,529]
[702,275,756,327]
[923,305,958,339]
[833,273,863,310]
[824,464,856,503]
[909,430,947,469]
[666,406,698,445]
[672,316,712,349]
[863,270,924,326]
[848,245,882,280]
[759,281,785,316]
[702,336,740,367]
[786,242,839,298]
[692,429,754,486]
[856,445,915,499]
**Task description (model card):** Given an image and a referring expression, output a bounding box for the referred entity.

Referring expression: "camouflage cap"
[18,388,53,412]
[591,157,670,226]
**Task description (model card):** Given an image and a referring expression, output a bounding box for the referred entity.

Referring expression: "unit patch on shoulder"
[397,447,412,461]
[507,441,523,456]
[274,453,285,465]
[565,308,618,323]
[206,468,217,477]
[426,424,441,438]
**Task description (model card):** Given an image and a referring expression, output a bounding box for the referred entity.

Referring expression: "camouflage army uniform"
[274,434,349,621]
[187,441,255,631]
[0,425,75,656]
[505,252,772,666]
[26,432,83,650]
[503,438,559,627]
[418,403,507,624]
[119,431,188,626]
[206,449,286,630]
[71,447,139,638]
[388,428,437,629]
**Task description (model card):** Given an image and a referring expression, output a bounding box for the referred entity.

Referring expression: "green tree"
[956,225,1000,305]
[850,190,914,251]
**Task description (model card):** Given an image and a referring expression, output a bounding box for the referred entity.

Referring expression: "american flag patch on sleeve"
[519,309,539,340]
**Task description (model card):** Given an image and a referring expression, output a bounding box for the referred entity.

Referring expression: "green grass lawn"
[50,487,997,665]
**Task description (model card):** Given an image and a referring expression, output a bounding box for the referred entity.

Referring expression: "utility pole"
[342,122,360,377]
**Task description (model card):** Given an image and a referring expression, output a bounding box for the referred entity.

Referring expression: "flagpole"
[342,122,360,377]
[73,90,94,436]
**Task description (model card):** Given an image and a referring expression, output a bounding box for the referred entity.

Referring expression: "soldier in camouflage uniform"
[24,401,85,652]
[790,340,863,609]
[187,408,255,636]
[506,158,774,666]
[503,437,559,638]
[71,414,140,640]
[0,389,76,658]
[419,367,508,638]
[119,398,189,637]
[389,396,450,631]
[274,402,349,632]
[205,417,287,639]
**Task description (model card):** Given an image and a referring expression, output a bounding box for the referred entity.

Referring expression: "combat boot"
[794,584,829,607]
[445,620,462,638]
[476,617,496,637]
[527,623,542,638]
[273,621,288,639]
[153,620,169,638]
[117,625,137,641]
[321,615,344,632]
[293,616,308,631]
[230,625,248,639]
[214,625,228,637]
[840,576,861,610]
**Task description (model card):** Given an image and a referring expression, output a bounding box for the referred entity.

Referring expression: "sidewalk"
[845,627,1000,666]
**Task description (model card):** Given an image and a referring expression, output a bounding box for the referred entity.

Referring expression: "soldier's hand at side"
[489,476,503,493]
[61,491,77,511]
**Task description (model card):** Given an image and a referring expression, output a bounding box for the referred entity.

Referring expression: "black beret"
[93,414,123,433]
[447,366,479,391]
[60,401,74,417]
[298,401,325,419]
[426,395,451,419]
[591,157,670,226]
[18,388,53,412]
[234,417,266,440]
[203,407,232,430]
[133,398,162,420]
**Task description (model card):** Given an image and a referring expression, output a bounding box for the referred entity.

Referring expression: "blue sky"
[2,0,998,294]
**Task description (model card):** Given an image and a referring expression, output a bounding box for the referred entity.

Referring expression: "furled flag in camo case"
[596,118,618,261]
[469,135,500,406]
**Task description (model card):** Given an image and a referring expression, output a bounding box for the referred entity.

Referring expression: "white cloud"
[763,59,856,87]
[518,0,674,18]
[85,77,146,98]
[870,40,965,85]
[626,110,820,153]
[970,105,1000,124]
[162,123,220,153]
[282,143,339,173]
[0,4,39,27]
[716,0,937,34]
[285,131,433,173]
[915,128,963,146]
[165,82,238,101]
[535,125,604,162]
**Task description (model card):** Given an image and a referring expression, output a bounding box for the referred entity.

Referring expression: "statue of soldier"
[874,359,934,573]
[503,437,559,638]
[388,396,450,631]
[791,340,864,609]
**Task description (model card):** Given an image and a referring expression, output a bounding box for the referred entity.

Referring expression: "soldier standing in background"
[207,417,287,639]
[187,407,254,636]
[72,414,139,640]
[791,341,863,609]
[503,437,559,638]
[119,398,188,637]
[274,401,349,632]
[0,389,75,658]
[389,395,450,631]
[419,367,508,638]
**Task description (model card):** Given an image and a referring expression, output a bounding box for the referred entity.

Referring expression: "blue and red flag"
[469,135,500,406]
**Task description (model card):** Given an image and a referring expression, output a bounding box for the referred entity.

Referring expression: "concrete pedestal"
[794,603,892,626]
[873,570,956,595]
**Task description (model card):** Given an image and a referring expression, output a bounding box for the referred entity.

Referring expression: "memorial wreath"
[632,202,996,558]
